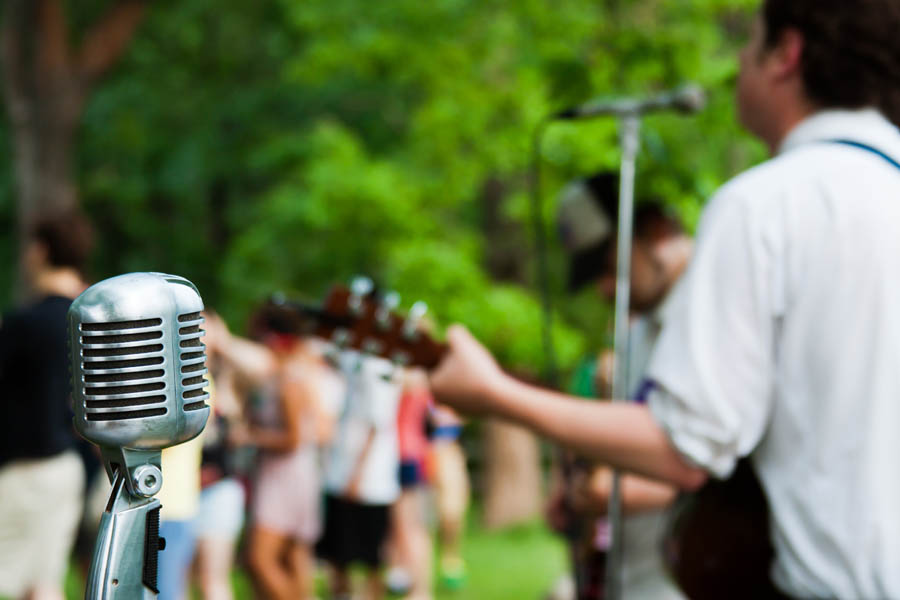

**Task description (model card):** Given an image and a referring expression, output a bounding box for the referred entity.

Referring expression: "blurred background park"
[2,0,767,598]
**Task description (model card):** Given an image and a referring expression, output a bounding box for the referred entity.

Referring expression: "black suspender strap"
[830,139,900,171]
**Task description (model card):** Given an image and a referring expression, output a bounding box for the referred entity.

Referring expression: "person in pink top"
[226,302,331,600]
[387,368,434,600]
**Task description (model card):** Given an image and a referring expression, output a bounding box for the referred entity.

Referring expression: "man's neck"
[31,268,87,300]
[767,98,819,155]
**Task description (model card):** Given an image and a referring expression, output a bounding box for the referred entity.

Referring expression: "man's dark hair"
[30,211,94,275]
[634,201,683,241]
[763,0,900,126]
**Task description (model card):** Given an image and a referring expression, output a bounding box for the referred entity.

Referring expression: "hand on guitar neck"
[280,279,703,490]
[287,280,776,599]
[426,324,511,415]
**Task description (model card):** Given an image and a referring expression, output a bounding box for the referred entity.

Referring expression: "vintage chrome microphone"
[68,272,210,598]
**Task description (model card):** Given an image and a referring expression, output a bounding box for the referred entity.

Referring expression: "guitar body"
[663,459,782,600]
[561,456,608,600]
[573,526,608,600]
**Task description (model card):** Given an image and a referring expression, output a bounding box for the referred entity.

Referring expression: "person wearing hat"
[555,172,692,599]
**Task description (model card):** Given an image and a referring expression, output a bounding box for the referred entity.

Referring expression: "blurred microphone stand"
[604,112,641,600]
[529,110,641,600]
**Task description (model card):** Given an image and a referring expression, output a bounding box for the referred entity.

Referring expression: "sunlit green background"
[0,0,765,371]
[3,1,766,597]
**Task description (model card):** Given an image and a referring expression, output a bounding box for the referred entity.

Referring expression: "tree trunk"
[1,0,145,266]
[481,419,544,529]
[479,177,545,529]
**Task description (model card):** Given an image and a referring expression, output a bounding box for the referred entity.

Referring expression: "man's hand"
[428,325,509,416]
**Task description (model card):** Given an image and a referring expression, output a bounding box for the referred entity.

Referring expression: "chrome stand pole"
[604,112,641,600]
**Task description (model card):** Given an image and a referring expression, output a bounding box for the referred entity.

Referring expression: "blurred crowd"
[0,212,470,600]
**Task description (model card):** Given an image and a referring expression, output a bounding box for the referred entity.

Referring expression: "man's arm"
[580,468,678,516]
[429,325,707,491]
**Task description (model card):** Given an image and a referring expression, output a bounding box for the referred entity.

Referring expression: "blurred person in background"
[431,1,900,597]
[426,404,469,591]
[226,301,331,600]
[190,311,250,600]
[156,384,209,600]
[318,350,403,600]
[386,367,435,600]
[0,212,92,600]
[548,174,692,600]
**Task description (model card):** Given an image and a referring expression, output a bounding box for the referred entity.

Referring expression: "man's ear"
[770,27,804,82]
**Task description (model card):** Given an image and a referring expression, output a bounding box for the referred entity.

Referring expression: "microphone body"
[555,84,706,120]
[69,272,210,598]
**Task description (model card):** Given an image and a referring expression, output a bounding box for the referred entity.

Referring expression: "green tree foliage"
[0,0,766,374]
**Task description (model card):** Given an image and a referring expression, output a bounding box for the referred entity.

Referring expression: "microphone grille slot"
[79,319,168,422]
[82,318,162,331]
[177,312,209,411]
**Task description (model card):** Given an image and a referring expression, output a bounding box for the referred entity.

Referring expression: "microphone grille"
[79,318,168,422]
[177,311,210,411]
[70,272,210,450]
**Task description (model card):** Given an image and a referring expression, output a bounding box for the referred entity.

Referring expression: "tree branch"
[36,0,70,77]
[77,0,147,83]
[1,0,31,119]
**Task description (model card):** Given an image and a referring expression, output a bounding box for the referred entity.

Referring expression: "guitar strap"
[829,139,900,171]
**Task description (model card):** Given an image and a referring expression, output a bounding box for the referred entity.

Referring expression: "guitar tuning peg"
[351,276,374,296]
[377,291,401,330]
[391,350,411,367]
[332,328,351,349]
[403,300,428,340]
[349,276,374,316]
[384,291,400,310]
[362,338,384,356]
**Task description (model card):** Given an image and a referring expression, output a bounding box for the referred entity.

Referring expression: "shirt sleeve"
[646,187,779,479]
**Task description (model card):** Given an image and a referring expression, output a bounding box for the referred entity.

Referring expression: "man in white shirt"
[429,1,900,597]
[554,173,691,600]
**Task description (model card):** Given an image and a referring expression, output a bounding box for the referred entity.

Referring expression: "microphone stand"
[529,111,640,600]
[605,112,641,600]
[85,448,166,599]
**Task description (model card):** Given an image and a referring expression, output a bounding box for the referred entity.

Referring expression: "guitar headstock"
[269,277,447,370]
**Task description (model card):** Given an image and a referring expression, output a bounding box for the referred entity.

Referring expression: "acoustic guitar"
[662,459,784,599]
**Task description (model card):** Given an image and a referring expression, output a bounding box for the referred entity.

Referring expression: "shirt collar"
[778,108,900,156]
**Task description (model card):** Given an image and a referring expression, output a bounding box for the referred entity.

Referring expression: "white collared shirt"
[646,109,900,598]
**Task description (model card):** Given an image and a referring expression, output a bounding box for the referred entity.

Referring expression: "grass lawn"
[65,516,568,599]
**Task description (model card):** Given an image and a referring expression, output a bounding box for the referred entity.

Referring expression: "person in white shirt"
[429,1,900,597]
[319,351,402,600]
[553,173,691,600]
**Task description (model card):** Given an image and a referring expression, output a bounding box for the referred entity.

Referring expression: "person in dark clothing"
[0,212,93,600]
